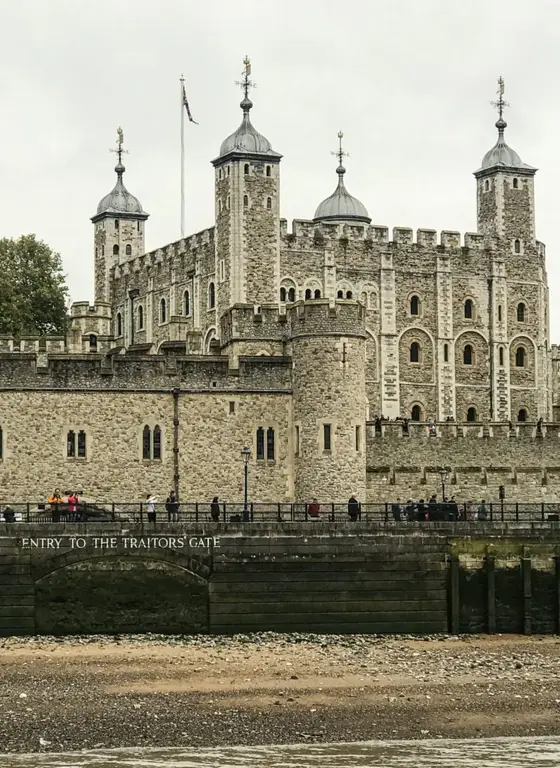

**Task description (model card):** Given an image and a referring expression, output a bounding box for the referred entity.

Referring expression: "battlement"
[70,301,111,319]
[368,420,559,440]
[287,299,366,339]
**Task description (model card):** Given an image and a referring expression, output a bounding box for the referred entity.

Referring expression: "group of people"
[46,488,82,522]
[390,495,489,522]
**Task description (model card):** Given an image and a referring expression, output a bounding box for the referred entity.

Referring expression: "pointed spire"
[92,129,148,221]
[110,126,128,177]
[314,131,370,224]
[236,55,256,114]
[332,130,349,183]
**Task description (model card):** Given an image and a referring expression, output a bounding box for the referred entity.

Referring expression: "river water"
[2,738,560,767]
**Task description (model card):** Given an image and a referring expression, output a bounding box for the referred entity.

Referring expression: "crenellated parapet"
[286,299,367,340]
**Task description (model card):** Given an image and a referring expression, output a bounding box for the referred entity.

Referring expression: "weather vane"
[490,76,509,121]
[331,130,349,166]
[109,126,129,163]
[235,55,256,100]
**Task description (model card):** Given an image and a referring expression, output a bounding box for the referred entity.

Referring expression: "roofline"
[211,150,283,167]
[91,211,150,224]
[474,165,538,179]
[313,214,372,225]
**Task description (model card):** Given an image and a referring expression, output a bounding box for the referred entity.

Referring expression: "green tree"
[0,235,69,336]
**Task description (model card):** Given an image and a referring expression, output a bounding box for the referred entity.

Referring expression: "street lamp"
[241,446,251,522]
[438,467,449,502]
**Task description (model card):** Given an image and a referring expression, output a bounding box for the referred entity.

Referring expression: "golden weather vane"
[490,76,509,121]
[110,126,129,163]
[236,55,256,100]
[331,130,349,167]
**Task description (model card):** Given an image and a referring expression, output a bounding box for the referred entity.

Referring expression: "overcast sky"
[1,0,559,335]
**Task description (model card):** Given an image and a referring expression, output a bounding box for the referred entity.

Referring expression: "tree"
[0,235,69,336]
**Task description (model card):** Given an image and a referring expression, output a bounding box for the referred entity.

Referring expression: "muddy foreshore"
[1,633,560,754]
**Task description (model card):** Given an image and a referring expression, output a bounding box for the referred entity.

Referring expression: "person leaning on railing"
[48,488,63,523]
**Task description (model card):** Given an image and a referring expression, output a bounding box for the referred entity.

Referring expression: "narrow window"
[77,430,86,458]
[243,195,248,208]
[0,426,2,459]
[256,427,265,460]
[463,344,473,365]
[208,282,216,309]
[499,347,504,366]
[266,427,275,460]
[138,305,144,330]
[184,290,190,316]
[314,289,321,299]
[305,289,312,299]
[464,299,473,319]
[410,342,420,363]
[218,200,223,213]
[513,178,519,189]
[443,343,449,363]
[517,302,526,322]
[227,195,230,209]
[227,166,230,176]
[266,165,271,177]
[116,312,122,336]
[346,291,353,299]
[323,424,332,451]
[515,346,526,367]
[114,219,119,230]
[125,244,132,256]
[280,287,287,302]
[467,407,477,422]
[66,430,76,458]
[411,404,422,421]
[89,334,97,352]
[218,169,222,180]
[355,425,361,452]
[517,408,527,422]
[219,260,225,282]
[137,221,141,232]
[113,244,119,256]
[498,305,502,321]
[266,197,272,209]
[484,180,489,191]
[160,298,167,323]
[514,239,521,254]
[101,246,105,256]
[153,425,162,460]
[288,287,296,302]
[337,290,343,298]
[244,163,249,175]
[229,401,235,414]
[295,425,300,456]
[410,295,420,316]
[142,426,151,459]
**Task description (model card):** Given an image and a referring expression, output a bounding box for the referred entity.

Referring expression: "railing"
[1,501,560,524]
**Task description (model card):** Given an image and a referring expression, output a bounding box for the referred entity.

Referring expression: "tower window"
[138,305,144,330]
[218,169,222,180]
[411,404,422,422]
[89,334,97,352]
[305,289,312,299]
[113,244,119,256]
[463,344,473,365]
[288,287,296,302]
[444,343,449,363]
[160,298,167,323]
[227,195,230,209]
[243,195,248,208]
[498,305,502,321]
[499,347,504,366]
[514,239,521,254]
[229,401,236,414]
[517,302,526,322]
[464,299,473,319]
[142,425,151,459]
[410,342,420,363]
[467,407,477,422]
[77,430,86,458]
[355,425,361,452]
[256,427,265,460]
[218,199,223,213]
[208,282,216,309]
[314,289,321,299]
[67,430,87,458]
[266,197,272,209]
[125,244,132,256]
[323,423,332,451]
[410,295,420,316]
[0,426,3,460]
[515,346,526,367]
[346,291,352,299]
[266,165,271,177]
[244,163,250,175]
[184,290,190,316]
[280,287,287,302]
[337,290,343,299]
[153,425,161,460]
[266,427,275,460]
[114,220,119,230]
[513,178,519,189]
[66,430,75,458]
[484,180,489,191]
[517,408,527,422]
[227,166,230,176]
[295,425,300,456]
[116,312,122,337]
[137,221,141,232]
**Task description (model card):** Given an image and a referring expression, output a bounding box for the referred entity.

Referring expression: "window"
[323,423,332,451]
[337,290,343,298]
[288,287,296,302]
[138,305,144,330]
[467,407,477,422]
[295,425,300,456]
[137,221,141,232]
[153,426,161,460]
[515,346,526,367]
[484,180,489,191]
[513,178,519,189]
[498,305,502,321]
[410,342,420,363]
[444,343,449,363]
[514,239,521,254]
[266,427,275,460]
[67,430,75,458]
[67,430,86,458]
[463,344,473,365]
[125,244,132,256]
[142,425,151,460]
[114,220,119,230]
[355,425,361,452]
[184,290,190,316]
[229,401,235,414]
[101,246,105,256]
[77,430,86,458]
[411,404,422,421]
[116,312,122,337]
[266,197,272,209]
[89,334,97,352]
[208,282,215,309]
[256,427,265,460]
[410,295,420,316]
[227,195,230,209]
[517,302,526,322]
[227,166,230,176]
[0,426,2,459]
[499,347,504,366]
[517,408,527,422]
[244,163,249,174]
[113,244,119,256]
[160,298,167,323]
[266,165,271,177]
[218,169,222,180]
[305,289,312,299]
[464,299,473,319]
[346,291,352,299]
[280,287,287,302]
[314,289,321,299]
[218,200,223,213]
[243,195,248,208]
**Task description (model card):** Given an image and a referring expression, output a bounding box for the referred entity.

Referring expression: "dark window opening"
[410,295,420,315]
[514,238,521,254]
[305,289,312,299]
[484,180,489,191]
[142,426,151,460]
[266,197,272,209]
[288,287,296,302]
[499,347,504,366]
[113,244,119,255]
[444,343,449,363]
[160,298,167,323]
[266,165,271,177]
[126,244,132,256]
[244,163,249,174]
[0,426,3,459]
[116,312,122,337]
[515,346,526,367]
[256,427,265,460]
[209,282,216,309]
[498,305,502,321]
[229,401,235,414]
[280,287,287,302]
[411,404,421,421]
[314,289,321,299]
[463,344,473,365]
[410,342,420,363]
[184,291,190,316]
[517,302,526,322]
[323,424,332,451]
[89,334,97,352]
[153,426,161,459]
[337,290,343,298]
[517,408,527,422]
[243,195,248,208]
[77,430,86,458]
[266,427,275,460]
[114,220,119,229]
[67,430,76,458]
[467,407,477,422]
[513,178,519,189]
[346,291,352,299]
[138,305,144,330]
[464,299,473,319]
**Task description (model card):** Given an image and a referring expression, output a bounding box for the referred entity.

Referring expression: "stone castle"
[1,63,560,505]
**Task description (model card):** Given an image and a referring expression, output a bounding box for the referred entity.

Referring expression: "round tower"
[288,299,368,503]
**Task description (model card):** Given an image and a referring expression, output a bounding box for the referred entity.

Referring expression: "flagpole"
[180,74,185,238]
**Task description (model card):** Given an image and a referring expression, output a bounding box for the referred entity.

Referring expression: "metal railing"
[1,500,560,524]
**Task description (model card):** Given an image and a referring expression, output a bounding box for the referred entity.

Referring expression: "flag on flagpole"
[182,84,198,124]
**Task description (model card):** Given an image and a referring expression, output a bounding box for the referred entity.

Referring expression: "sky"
[1,0,559,334]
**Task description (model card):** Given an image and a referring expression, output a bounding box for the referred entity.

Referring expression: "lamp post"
[241,446,251,522]
[438,467,449,502]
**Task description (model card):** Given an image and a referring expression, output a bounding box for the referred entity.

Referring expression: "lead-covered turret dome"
[314,132,371,224]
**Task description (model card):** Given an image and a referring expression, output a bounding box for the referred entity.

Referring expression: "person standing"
[348,495,360,522]
[67,491,78,522]
[210,497,221,522]
[307,498,321,519]
[48,488,63,523]
[166,491,179,522]
[146,494,157,525]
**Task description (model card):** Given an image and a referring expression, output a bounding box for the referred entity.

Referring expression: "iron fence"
[1,500,560,524]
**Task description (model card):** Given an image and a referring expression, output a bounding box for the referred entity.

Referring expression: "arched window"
[314,289,321,299]
[153,425,161,460]
[346,291,353,299]
[125,244,132,256]
[484,180,489,191]
[89,334,97,352]
[114,219,119,230]
[280,287,287,302]
[444,343,449,363]
[513,178,519,189]
[464,299,473,319]
[256,427,265,460]
[138,305,144,330]
[244,163,249,175]
[142,425,151,460]
[498,305,502,321]
[515,346,526,367]
[517,408,528,422]
[517,302,526,322]
[411,404,422,421]
[208,282,216,309]
[67,430,76,457]
[337,290,343,298]
[160,298,167,323]
[116,312,122,337]
[288,287,296,302]
[266,165,271,177]
[184,290,190,316]
[463,344,473,365]
[266,427,275,460]
[410,342,420,363]
[499,346,504,366]
[305,289,312,299]
[77,430,86,458]
[514,239,521,254]
[218,169,222,180]
[466,407,477,422]
[0,426,3,460]
[266,197,272,209]
[113,244,119,256]
[410,295,420,316]
[243,195,248,208]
